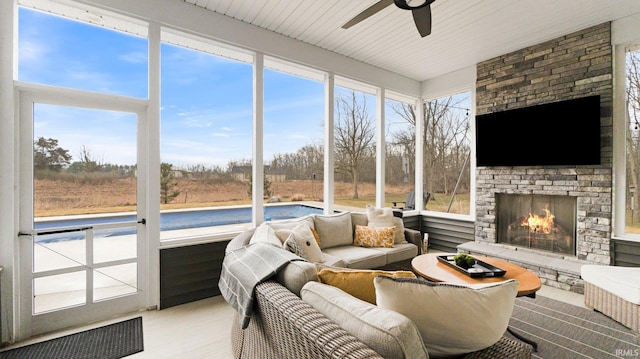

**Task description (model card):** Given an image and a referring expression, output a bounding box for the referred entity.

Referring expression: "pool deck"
[33,201,364,311]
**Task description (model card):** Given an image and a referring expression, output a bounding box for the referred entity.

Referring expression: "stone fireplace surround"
[460,22,613,293]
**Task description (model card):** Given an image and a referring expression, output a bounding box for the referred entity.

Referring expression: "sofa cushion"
[313,212,353,249]
[322,245,387,269]
[317,267,416,304]
[351,212,369,228]
[276,261,319,296]
[354,225,395,248]
[226,228,256,253]
[368,242,418,264]
[581,265,640,305]
[301,281,430,359]
[374,276,519,357]
[249,224,283,246]
[366,206,406,244]
[265,215,315,232]
[319,253,347,268]
[276,223,324,263]
[366,205,394,225]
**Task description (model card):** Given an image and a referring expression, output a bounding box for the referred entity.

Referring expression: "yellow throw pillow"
[354,225,395,248]
[310,226,321,247]
[365,206,406,243]
[317,268,416,304]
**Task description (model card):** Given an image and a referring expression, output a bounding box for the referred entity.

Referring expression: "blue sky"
[19,7,408,169]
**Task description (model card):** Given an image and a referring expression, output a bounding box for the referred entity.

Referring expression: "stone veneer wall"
[474,22,614,266]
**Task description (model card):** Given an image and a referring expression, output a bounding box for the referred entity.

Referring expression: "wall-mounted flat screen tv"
[475,95,601,167]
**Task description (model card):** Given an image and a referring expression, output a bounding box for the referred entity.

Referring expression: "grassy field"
[32,178,640,234]
[34,177,471,217]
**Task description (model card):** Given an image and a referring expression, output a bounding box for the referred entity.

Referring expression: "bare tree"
[388,104,416,185]
[77,145,103,172]
[391,94,471,196]
[334,91,375,199]
[626,50,640,222]
[270,141,324,180]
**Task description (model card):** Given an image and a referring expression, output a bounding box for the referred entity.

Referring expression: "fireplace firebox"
[496,193,576,255]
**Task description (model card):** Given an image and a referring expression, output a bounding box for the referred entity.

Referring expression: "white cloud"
[119,51,147,64]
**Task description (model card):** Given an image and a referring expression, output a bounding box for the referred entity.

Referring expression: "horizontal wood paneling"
[421,216,474,253]
[160,241,229,309]
[613,239,640,267]
[402,214,420,231]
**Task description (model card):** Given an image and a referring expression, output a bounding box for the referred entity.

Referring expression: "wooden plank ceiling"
[184,0,640,81]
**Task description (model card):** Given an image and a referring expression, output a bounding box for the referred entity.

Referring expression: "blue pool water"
[35,204,324,242]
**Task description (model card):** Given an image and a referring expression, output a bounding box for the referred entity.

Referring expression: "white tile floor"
[1,295,236,359]
[3,233,587,358]
[1,283,586,359]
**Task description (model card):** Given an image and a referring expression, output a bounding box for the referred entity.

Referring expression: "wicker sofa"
[224,219,533,359]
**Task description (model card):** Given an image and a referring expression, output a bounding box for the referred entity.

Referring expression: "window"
[18,7,147,98]
[333,86,377,209]
[160,36,253,237]
[423,92,472,215]
[263,67,324,206]
[625,45,640,238]
[385,97,416,208]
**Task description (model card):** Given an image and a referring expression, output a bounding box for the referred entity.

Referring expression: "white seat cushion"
[374,276,518,357]
[301,281,430,359]
[322,246,387,269]
[368,243,418,263]
[581,265,640,305]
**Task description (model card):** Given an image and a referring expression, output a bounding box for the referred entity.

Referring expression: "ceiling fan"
[342,0,435,38]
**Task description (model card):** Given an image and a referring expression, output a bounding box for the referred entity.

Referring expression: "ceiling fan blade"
[412,5,432,37]
[342,0,395,29]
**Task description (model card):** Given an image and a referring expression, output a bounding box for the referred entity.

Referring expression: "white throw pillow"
[374,276,519,357]
[366,205,405,244]
[276,223,324,263]
[366,205,394,226]
[283,234,309,260]
[265,215,315,232]
[301,281,430,359]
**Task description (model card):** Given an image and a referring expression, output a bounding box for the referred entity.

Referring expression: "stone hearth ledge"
[457,242,587,294]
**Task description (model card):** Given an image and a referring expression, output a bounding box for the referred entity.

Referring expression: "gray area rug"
[510,295,639,359]
[0,317,143,359]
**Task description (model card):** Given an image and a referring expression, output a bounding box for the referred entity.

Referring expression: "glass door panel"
[33,232,86,272]
[33,271,86,314]
[20,96,146,338]
[94,263,138,301]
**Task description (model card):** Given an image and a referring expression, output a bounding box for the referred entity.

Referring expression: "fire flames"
[520,206,556,234]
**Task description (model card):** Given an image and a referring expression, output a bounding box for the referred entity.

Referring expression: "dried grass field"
[34,178,437,217]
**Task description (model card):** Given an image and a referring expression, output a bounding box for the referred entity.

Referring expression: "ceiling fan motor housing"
[394,0,435,10]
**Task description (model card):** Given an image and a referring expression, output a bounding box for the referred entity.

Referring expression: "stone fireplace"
[496,194,576,256]
[464,22,614,293]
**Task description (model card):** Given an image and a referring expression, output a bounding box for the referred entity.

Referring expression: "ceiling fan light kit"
[342,0,435,38]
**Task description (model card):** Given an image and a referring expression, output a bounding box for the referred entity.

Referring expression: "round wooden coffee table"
[411,253,541,298]
[412,253,542,351]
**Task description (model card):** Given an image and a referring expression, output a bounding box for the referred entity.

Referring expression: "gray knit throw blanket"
[219,242,302,329]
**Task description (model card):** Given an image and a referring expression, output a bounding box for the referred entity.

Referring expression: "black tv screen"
[475,95,601,167]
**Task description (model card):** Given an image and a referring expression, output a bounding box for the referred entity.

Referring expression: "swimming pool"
[34,204,325,242]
